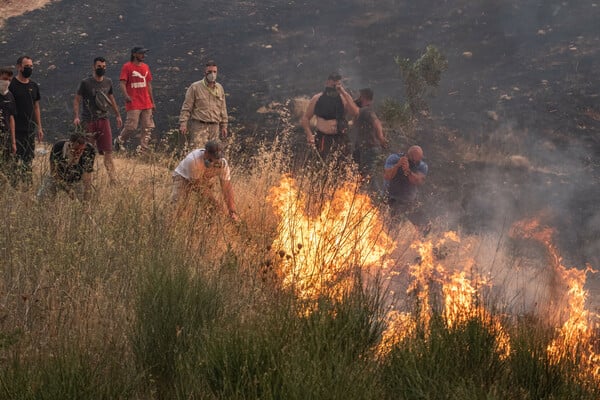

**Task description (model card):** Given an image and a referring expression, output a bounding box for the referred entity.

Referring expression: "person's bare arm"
[338,85,359,118]
[407,170,426,185]
[384,162,401,181]
[373,116,388,148]
[9,115,16,154]
[108,94,123,129]
[73,94,81,125]
[120,80,131,103]
[147,81,155,110]
[301,95,318,144]
[220,179,239,221]
[34,101,43,142]
[384,156,408,181]
[82,172,92,201]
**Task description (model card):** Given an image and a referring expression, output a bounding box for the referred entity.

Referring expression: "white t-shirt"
[174,149,231,182]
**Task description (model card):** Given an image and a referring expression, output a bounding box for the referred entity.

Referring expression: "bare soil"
[0,0,598,269]
[0,0,54,27]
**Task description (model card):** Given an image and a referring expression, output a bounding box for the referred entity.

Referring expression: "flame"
[402,232,511,358]
[377,310,416,357]
[266,176,598,377]
[266,175,394,299]
[511,216,599,380]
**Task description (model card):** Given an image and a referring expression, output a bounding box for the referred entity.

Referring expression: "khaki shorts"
[124,109,155,131]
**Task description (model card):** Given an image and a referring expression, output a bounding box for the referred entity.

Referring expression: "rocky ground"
[0,0,598,269]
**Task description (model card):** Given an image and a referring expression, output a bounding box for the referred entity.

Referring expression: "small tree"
[381,45,448,133]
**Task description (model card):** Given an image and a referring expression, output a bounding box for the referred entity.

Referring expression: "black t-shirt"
[50,140,96,183]
[9,77,41,134]
[77,77,114,121]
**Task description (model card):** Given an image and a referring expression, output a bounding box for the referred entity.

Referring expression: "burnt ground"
[0,0,598,268]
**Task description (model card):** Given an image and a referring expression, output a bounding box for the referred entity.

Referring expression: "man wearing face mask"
[383,145,429,231]
[0,67,17,181]
[114,46,155,154]
[301,72,359,161]
[170,140,239,222]
[73,57,122,185]
[178,60,228,148]
[9,56,44,186]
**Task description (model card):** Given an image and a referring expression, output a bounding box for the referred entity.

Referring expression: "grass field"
[1,139,599,399]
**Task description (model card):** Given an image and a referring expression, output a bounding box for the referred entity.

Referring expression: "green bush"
[131,261,222,399]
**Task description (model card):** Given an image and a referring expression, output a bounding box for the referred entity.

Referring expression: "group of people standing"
[302,72,429,228]
[0,47,234,213]
[0,49,427,228]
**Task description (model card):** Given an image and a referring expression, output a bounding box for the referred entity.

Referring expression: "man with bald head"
[383,145,428,226]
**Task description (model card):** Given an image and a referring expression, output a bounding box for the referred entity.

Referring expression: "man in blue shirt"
[383,145,428,230]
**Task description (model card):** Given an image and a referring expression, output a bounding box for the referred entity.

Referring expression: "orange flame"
[266,175,394,299]
[403,232,511,358]
[267,176,597,375]
[511,216,599,380]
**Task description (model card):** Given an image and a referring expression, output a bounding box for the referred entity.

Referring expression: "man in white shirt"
[171,140,239,221]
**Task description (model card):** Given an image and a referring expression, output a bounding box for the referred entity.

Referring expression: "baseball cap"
[204,140,223,159]
[131,46,149,54]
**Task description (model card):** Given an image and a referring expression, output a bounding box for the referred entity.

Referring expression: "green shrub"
[131,261,222,399]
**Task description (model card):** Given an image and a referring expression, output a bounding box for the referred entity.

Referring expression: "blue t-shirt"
[383,152,428,203]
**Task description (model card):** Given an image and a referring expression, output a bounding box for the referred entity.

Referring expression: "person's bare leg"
[103,153,118,185]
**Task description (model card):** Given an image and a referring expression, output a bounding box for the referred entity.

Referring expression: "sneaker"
[113,137,124,152]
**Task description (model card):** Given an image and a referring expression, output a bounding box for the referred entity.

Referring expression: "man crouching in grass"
[171,140,239,222]
[37,131,96,201]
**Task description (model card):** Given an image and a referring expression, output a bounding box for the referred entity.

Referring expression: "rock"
[508,155,531,170]
[486,110,499,121]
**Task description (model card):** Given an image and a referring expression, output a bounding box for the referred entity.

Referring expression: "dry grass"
[0,141,285,361]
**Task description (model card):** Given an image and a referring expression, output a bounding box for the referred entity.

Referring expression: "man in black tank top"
[301,72,359,162]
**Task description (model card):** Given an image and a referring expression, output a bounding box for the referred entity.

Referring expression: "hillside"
[0,0,598,269]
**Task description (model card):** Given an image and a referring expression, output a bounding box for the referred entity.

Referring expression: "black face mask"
[95,68,106,77]
[22,67,33,78]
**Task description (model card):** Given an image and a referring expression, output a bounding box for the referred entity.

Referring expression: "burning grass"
[0,137,599,398]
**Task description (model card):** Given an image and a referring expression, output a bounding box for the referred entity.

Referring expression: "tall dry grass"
[1,127,599,399]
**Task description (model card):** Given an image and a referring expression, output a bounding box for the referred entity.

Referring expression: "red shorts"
[86,119,113,154]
